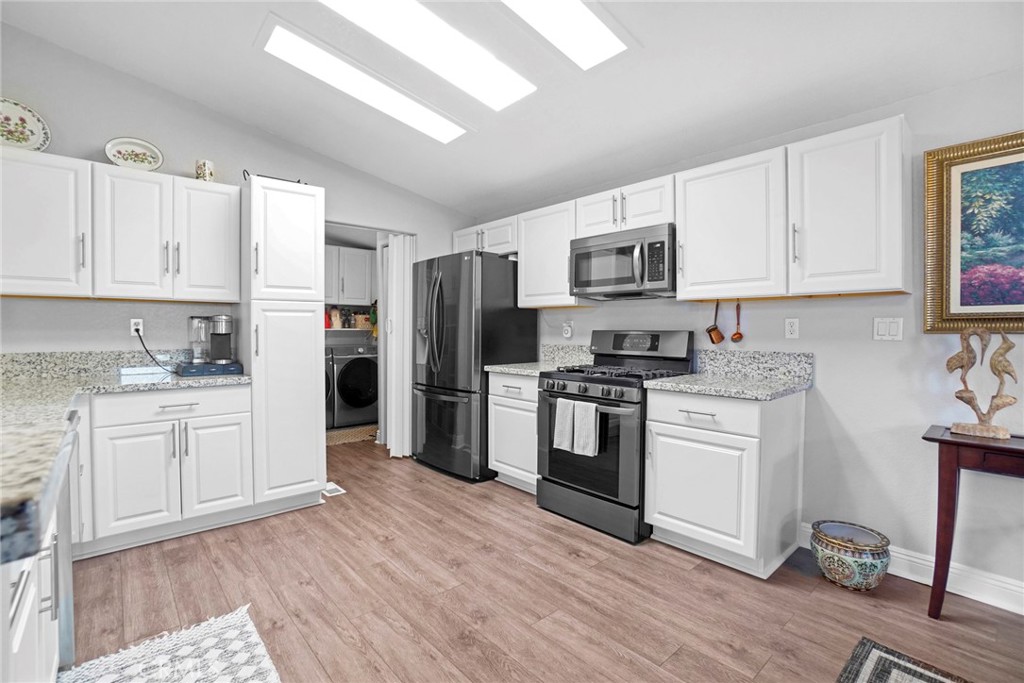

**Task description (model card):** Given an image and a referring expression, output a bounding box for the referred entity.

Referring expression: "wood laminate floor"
[73,442,1024,682]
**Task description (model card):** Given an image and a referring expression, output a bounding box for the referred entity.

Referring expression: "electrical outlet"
[130,319,144,337]
[562,321,574,339]
[784,318,799,339]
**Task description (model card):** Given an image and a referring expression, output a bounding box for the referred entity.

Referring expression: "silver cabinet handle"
[254,242,260,274]
[678,409,717,418]
[341,277,345,295]
[612,194,617,227]
[791,223,798,263]
[501,385,522,392]
[175,242,181,275]
[158,402,199,410]
[481,230,487,250]
[38,532,58,620]
[8,569,30,628]
[678,243,684,277]
[181,422,189,457]
[79,233,87,269]
[164,241,170,273]
[476,231,482,250]
[621,193,627,226]
[254,324,260,356]
[171,424,177,459]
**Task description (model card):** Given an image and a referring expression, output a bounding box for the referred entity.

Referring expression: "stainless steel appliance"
[177,314,242,376]
[413,251,538,480]
[331,345,378,428]
[537,329,694,543]
[209,314,235,364]
[569,224,676,300]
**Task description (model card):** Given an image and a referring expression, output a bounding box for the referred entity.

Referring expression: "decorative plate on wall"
[0,98,51,151]
[104,137,163,171]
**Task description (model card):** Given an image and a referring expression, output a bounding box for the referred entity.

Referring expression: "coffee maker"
[176,315,243,376]
[209,315,236,364]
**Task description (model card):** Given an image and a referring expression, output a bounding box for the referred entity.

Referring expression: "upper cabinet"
[245,176,324,302]
[675,116,909,301]
[1,149,92,297]
[517,200,577,308]
[575,175,675,239]
[173,178,241,302]
[452,216,518,255]
[325,245,374,306]
[325,245,341,305]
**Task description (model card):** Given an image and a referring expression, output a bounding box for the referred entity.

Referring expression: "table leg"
[929,443,960,619]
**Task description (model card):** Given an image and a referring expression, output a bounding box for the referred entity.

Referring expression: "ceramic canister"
[196,159,214,181]
[810,520,891,591]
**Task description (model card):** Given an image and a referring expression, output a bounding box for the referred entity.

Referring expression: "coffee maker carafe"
[188,316,210,364]
[209,315,235,364]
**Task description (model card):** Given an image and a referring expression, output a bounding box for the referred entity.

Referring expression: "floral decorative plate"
[0,98,51,151]
[104,137,163,171]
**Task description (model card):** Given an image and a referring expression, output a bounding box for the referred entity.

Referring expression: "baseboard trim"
[799,522,1023,615]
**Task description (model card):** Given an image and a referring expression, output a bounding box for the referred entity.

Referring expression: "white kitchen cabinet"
[325,245,341,305]
[180,413,253,518]
[338,247,372,305]
[2,555,41,683]
[0,149,92,297]
[34,511,59,683]
[250,300,326,503]
[487,373,539,493]
[92,164,174,299]
[453,217,518,255]
[645,389,804,579]
[172,178,240,302]
[244,176,324,302]
[787,116,909,295]
[675,148,788,299]
[517,200,578,308]
[575,175,675,238]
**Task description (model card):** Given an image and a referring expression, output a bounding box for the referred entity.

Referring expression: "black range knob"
[544,379,555,390]
[600,386,611,397]
[555,381,567,391]
[577,383,588,394]
[613,388,625,399]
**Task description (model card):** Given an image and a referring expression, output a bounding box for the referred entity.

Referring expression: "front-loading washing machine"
[332,345,378,427]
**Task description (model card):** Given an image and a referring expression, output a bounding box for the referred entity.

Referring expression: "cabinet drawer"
[647,390,760,437]
[488,373,539,403]
[92,385,251,427]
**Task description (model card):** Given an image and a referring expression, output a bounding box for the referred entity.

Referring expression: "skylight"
[319,0,536,111]
[501,0,626,70]
[263,25,465,144]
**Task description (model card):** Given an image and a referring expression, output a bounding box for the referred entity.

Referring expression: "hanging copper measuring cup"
[731,301,744,342]
[706,300,725,344]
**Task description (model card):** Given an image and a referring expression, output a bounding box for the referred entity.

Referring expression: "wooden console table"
[921,425,1024,619]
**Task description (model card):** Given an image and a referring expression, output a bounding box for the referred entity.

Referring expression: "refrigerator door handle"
[435,272,446,366]
[426,270,441,372]
[413,387,470,404]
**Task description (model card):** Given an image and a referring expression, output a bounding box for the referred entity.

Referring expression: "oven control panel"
[646,241,666,282]
[541,379,639,403]
[613,333,659,352]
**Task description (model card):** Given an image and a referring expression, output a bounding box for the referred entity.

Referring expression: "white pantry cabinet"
[245,176,324,302]
[0,149,92,297]
[452,217,518,255]
[517,200,578,308]
[487,373,539,493]
[645,389,805,579]
[575,175,675,238]
[249,300,326,503]
[173,178,241,302]
[675,148,788,299]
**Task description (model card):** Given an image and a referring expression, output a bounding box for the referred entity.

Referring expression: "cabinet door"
[517,201,577,308]
[576,190,619,238]
[620,175,674,230]
[487,395,538,488]
[675,149,787,299]
[251,301,326,502]
[35,513,59,683]
[181,413,253,518]
[645,421,759,558]
[452,226,480,252]
[93,165,174,299]
[249,176,324,301]
[173,178,240,302]
[338,247,372,305]
[480,217,518,254]
[92,421,182,537]
[3,557,40,683]
[0,149,92,297]
[788,117,907,294]
[325,245,341,305]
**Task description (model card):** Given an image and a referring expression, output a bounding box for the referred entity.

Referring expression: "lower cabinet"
[644,389,805,579]
[181,414,254,517]
[487,373,539,493]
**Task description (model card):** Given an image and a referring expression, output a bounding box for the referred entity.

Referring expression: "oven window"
[574,245,636,289]
[547,408,621,499]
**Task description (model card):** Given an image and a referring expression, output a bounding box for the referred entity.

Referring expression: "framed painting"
[924,130,1024,333]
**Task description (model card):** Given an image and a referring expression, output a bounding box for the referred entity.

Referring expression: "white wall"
[539,67,1024,584]
[0,25,471,352]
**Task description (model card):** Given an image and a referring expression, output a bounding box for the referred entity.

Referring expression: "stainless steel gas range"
[537,329,694,543]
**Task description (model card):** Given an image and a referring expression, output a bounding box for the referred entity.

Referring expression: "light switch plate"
[873,317,903,341]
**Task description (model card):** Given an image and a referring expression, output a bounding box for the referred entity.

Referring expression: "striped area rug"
[837,637,971,683]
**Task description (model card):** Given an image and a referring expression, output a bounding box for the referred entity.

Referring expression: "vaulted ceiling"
[3,2,1022,220]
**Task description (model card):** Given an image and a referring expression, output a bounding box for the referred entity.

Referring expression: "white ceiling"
[3,2,1022,221]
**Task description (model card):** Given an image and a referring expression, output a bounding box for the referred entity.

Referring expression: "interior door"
[181,413,253,518]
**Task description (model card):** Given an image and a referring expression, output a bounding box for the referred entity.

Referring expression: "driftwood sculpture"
[946,327,1018,439]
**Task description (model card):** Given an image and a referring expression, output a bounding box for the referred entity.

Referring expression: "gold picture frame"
[924,130,1024,333]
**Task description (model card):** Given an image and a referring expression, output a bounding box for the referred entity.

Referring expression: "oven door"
[537,392,642,506]
[570,239,644,298]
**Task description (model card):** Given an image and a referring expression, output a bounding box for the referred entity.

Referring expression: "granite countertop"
[644,373,811,401]
[484,361,561,377]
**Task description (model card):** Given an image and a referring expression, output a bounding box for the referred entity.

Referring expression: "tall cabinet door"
[338,247,371,305]
[248,176,324,301]
[675,148,787,299]
[787,117,907,294]
[1,149,92,297]
[92,165,174,299]
[173,178,240,302]
[251,301,326,503]
[92,421,182,537]
[181,413,253,518]
[517,201,577,308]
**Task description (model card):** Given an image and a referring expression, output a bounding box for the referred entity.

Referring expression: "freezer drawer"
[412,384,492,480]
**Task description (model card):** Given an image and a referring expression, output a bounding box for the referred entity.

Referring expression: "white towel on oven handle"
[553,398,575,452]
[573,401,598,457]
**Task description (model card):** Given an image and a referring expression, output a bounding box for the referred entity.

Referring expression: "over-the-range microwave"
[569,223,676,300]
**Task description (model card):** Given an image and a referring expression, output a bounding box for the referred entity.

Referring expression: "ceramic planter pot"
[810,520,891,591]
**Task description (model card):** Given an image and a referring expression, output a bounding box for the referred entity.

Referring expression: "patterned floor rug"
[326,424,378,445]
[837,637,971,683]
[58,605,280,683]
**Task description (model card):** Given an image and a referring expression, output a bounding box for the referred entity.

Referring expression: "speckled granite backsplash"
[541,344,592,366]
[694,349,814,383]
[0,349,192,378]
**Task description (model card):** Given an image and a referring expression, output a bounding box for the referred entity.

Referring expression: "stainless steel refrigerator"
[413,251,537,480]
